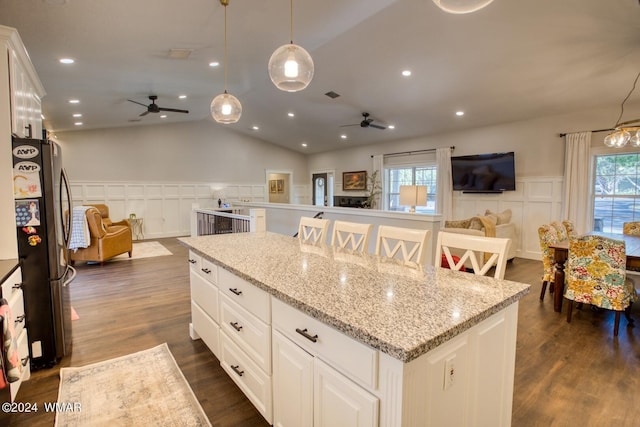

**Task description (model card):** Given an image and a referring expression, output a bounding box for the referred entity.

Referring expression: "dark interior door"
[312,173,328,206]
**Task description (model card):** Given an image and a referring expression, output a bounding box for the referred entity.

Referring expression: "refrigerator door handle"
[62,265,76,288]
[59,168,73,248]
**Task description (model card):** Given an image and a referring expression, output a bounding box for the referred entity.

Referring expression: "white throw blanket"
[69,206,91,251]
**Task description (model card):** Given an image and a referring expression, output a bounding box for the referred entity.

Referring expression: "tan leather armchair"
[70,207,132,264]
[85,204,131,229]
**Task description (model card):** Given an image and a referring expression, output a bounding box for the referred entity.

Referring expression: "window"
[593,152,640,233]
[385,165,437,213]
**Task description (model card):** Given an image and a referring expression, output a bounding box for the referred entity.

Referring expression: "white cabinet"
[188,251,221,358]
[8,38,43,139]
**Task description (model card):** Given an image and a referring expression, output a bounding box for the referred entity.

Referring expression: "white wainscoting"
[70,181,293,239]
[452,176,564,261]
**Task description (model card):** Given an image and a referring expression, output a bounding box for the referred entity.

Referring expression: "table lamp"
[399,185,427,213]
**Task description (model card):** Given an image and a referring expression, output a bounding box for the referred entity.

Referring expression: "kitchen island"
[180,232,530,427]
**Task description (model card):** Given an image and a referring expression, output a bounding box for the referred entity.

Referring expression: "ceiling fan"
[127,95,189,117]
[340,112,386,130]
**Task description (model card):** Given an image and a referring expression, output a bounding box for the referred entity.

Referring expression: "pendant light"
[432,0,495,14]
[211,0,242,124]
[268,0,314,92]
[603,71,640,148]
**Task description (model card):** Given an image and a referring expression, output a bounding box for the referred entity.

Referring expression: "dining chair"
[564,234,637,336]
[551,221,568,241]
[623,221,640,236]
[562,220,578,238]
[435,231,511,280]
[537,224,559,301]
[298,216,330,244]
[375,225,430,266]
[331,220,373,253]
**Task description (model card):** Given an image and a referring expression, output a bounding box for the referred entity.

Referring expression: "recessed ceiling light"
[69,99,80,104]
[402,70,412,77]
[252,125,259,130]
[72,113,82,118]
[59,58,74,64]
[301,143,308,147]
[160,115,167,118]
[456,111,465,116]
[178,95,187,99]
[209,61,220,67]
[388,125,395,129]
[287,112,295,117]
[74,122,83,126]
[340,134,347,139]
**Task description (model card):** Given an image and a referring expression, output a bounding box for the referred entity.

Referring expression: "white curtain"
[563,132,592,234]
[372,154,384,209]
[436,147,453,221]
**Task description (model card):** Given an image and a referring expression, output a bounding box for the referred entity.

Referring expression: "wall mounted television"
[451,152,516,193]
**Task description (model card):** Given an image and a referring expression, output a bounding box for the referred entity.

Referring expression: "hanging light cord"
[223,3,228,93]
[614,71,640,128]
[289,0,294,44]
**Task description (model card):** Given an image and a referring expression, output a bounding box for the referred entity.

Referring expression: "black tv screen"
[451,152,516,192]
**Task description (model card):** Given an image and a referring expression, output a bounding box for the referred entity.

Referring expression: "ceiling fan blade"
[339,124,360,127]
[128,99,148,107]
[158,107,189,114]
[370,124,386,130]
[139,111,150,117]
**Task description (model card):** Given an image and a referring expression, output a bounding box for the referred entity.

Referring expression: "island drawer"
[218,269,270,323]
[219,293,271,373]
[10,328,30,402]
[199,258,218,285]
[8,288,26,338]
[191,301,220,358]
[190,271,219,322]
[188,250,201,274]
[271,297,378,391]
[220,332,273,424]
[1,266,21,301]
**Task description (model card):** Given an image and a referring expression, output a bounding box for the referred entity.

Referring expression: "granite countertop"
[180,232,530,362]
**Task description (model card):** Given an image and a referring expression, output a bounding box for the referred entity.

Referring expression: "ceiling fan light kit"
[268,0,314,92]
[603,71,640,148]
[432,0,495,14]
[211,0,242,124]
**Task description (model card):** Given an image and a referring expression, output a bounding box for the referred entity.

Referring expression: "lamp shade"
[432,0,495,14]
[268,43,314,92]
[399,185,428,212]
[211,92,242,124]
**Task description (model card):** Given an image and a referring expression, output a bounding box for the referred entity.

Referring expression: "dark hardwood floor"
[4,238,640,426]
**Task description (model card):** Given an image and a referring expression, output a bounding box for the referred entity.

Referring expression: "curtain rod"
[559,128,612,138]
[370,146,455,158]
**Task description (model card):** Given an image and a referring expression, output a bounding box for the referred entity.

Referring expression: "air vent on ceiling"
[168,49,193,59]
[325,91,340,99]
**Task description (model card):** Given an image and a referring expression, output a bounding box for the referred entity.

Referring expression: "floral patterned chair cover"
[562,220,578,237]
[537,224,559,300]
[564,235,637,336]
[623,221,640,236]
[551,221,569,241]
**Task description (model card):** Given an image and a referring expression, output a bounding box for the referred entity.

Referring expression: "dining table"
[549,231,640,312]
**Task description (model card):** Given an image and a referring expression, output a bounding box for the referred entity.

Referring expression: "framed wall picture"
[342,171,367,191]
[269,180,277,193]
[276,179,284,193]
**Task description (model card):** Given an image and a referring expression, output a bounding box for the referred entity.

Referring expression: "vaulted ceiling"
[2,0,639,153]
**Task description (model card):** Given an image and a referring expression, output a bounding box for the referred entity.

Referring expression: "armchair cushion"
[485,209,512,225]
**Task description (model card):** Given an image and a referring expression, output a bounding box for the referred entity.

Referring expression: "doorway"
[266,170,292,203]
[312,173,328,206]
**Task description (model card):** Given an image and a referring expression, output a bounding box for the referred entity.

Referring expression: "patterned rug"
[55,343,211,427]
[111,241,172,261]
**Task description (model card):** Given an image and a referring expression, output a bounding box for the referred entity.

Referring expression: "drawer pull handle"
[15,315,25,325]
[295,328,318,343]
[230,364,244,377]
[21,357,29,367]
[188,259,197,264]
[201,268,211,274]
[13,282,23,290]
[229,288,243,296]
[230,321,243,332]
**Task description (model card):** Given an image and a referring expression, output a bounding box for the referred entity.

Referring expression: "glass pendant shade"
[211,92,242,124]
[432,0,495,14]
[268,43,314,92]
[630,131,640,147]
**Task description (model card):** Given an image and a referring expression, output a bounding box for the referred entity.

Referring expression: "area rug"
[55,343,211,427]
[111,241,172,261]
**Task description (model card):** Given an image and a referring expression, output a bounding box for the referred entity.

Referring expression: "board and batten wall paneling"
[452,176,563,261]
[70,181,309,239]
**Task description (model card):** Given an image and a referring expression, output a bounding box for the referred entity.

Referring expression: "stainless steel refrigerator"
[12,136,74,369]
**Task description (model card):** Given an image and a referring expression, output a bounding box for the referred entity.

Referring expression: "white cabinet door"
[314,358,378,427]
[272,330,313,427]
